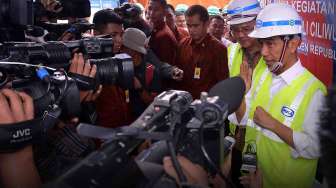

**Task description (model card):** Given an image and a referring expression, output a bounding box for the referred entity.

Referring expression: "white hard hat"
[227,0,261,25]
[249,3,303,38]
[175,4,189,13]
[207,5,220,16]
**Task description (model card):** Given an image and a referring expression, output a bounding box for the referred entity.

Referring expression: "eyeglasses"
[230,25,255,36]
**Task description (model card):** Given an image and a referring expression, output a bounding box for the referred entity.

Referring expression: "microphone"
[208,76,245,114]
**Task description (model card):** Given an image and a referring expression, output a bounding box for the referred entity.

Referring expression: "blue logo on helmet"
[256,19,263,28]
[289,19,295,26]
[281,106,295,118]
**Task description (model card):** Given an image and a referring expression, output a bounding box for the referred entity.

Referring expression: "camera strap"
[68,72,97,91]
[0,105,62,153]
[0,118,41,153]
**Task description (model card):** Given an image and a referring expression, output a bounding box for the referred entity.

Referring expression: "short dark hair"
[93,9,123,32]
[185,5,209,22]
[210,15,224,23]
[166,4,175,12]
[149,0,167,9]
[175,11,184,16]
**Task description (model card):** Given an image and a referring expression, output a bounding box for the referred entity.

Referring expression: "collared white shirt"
[221,37,233,47]
[228,60,325,159]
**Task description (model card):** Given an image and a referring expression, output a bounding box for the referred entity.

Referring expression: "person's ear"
[288,37,301,53]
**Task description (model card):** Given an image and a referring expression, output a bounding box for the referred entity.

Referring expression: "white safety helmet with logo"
[207,5,220,16]
[249,3,303,73]
[226,0,261,25]
[249,3,303,38]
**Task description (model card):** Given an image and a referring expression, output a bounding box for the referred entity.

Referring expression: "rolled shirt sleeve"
[291,90,325,159]
[228,88,252,126]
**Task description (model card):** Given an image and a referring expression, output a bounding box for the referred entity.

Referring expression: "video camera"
[35,21,95,41]
[34,0,91,19]
[48,77,245,188]
[0,66,81,153]
[115,3,142,24]
[0,37,134,89]
[0,0,92,42]
[0,37,134,153]
[114,3,152,37]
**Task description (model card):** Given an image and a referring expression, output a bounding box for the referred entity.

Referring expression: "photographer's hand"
[0,89,41,188]
[59,32,76,42]
[40,0,63,13]
[239,169,263,188]
[0,89,33,124]
[163,156,209,187]
[209,147,233,188]
[70,53,102,102]
[172,67,184,81]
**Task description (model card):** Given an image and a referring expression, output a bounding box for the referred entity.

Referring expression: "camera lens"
[90,56,134,89]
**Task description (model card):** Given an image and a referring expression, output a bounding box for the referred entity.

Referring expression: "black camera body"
[64,37,114,59]
[12,71,81,117]
[114,3,152,37]
[0,70,81,153]
[49,90,231,188]
[0,0,34,42]
[40,78,245,188]
[114,3,142,24]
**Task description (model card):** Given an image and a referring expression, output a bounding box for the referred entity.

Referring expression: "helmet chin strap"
[269,36,290,73]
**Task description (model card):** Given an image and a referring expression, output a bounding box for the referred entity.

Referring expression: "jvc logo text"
[12,129,31,139]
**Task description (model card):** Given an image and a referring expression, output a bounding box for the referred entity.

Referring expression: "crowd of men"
[0,0,331,187]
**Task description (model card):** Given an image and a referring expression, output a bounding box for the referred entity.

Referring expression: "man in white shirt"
[233,3,327,188]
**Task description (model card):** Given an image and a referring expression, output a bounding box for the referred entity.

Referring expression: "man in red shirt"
[175,5,229,99]
[166,4,189,42]
[93,9,134,128]
[208,15,225,41]
[146,0,178,66]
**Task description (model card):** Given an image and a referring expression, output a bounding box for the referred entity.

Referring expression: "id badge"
[125,90,130,103]
[194,67,201,79]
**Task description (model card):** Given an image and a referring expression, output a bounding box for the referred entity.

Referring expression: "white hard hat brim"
[249,26,303,38]
[227,16,256,25]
